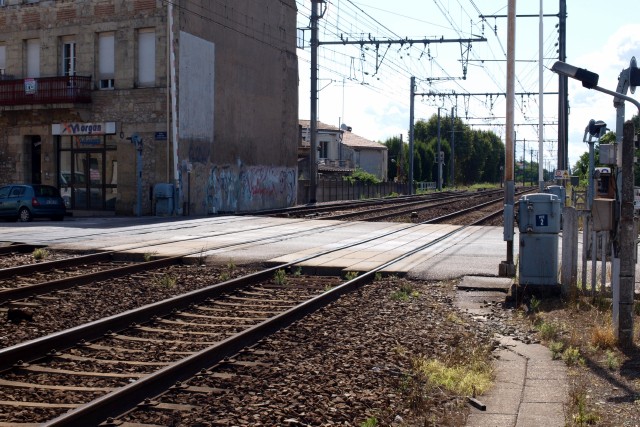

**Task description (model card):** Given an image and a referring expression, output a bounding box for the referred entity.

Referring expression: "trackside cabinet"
[518,193,561,286]
[153,183,174,216]
[544,185,566,208]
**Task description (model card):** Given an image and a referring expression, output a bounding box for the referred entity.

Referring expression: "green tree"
[386,114,505,187]
[384,136,405,182]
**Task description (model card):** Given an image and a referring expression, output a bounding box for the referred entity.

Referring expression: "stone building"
[0,0,298,216]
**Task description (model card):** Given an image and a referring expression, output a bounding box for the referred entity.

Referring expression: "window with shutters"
[137,28,155,87]
[98,32,115,89]
[62,38,76,77]
[26,39,40,78]
[0,44,6,77]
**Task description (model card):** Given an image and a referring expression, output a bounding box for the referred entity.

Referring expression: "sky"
[296,0,640,172]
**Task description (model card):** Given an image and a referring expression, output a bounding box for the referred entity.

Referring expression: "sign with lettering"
[58,123,105,136]
[24,78,37,95]
[536,214,548,226]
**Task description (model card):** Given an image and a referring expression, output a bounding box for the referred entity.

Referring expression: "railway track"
[252,190,463,218]
[258,189,499,221]
[424,187,536,226]
[345,190,506,222]
[0,188,515,308]
[0,188,547,425]
[256,188,534,225]
[0,221,470,426]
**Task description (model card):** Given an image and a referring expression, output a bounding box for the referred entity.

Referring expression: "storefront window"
[57,134,116,210]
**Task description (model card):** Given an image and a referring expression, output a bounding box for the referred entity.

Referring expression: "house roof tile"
[342,132,387,150]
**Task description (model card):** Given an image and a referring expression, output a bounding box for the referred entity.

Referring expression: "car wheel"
[18,207,32,222]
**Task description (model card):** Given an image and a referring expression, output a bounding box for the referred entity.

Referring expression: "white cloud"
[565,24,640,170]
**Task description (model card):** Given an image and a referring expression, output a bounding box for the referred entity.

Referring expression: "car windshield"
[34,185,61,197]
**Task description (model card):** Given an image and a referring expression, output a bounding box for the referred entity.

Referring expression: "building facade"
[0,0,298,215]
[299,120,388,181]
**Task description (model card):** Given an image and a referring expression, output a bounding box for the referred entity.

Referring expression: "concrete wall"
[175,0,299,214]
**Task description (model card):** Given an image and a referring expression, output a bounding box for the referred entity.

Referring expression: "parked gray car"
[0,184,66,222]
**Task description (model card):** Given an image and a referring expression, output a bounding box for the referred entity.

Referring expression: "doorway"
[29,136,42,184]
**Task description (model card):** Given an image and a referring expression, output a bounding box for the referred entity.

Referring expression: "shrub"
[344,169,381,185]
[590,324,617,350]
[32,248,49,261]
[273,269,287,285]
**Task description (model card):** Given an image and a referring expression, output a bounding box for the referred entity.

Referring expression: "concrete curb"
[466,335,568,427]
[458,275,569,427]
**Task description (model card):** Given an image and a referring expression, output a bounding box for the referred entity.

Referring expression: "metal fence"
[0,75,92,106]
[298,179,421,203]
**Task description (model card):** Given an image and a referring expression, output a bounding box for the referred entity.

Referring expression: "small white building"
[299,120,388,181]
[341,131,388,182]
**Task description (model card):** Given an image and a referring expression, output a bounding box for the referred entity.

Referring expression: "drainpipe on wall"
[166,1,170,183]
[168,0,182,215]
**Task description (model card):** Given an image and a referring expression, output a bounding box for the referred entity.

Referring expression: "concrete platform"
[0,216,516,278]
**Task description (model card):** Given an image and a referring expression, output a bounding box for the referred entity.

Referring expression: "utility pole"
[450,107,456,187]
[480,2,567,176]
[437,108,442,191]
[538,0,545,190]
[409,77,415,195]
[309,0,321,204]
[522,139,526,186]
[499,0,516,278]
[530,148,534,186]
[557,0,568,171]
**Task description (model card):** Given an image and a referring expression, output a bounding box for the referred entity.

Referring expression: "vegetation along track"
[0,222,469,425]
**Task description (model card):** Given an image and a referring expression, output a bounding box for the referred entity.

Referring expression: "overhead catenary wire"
[296,0,560,148]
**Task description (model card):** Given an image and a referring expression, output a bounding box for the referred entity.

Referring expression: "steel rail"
[0,216,430,371]
[42,225,468,427]
[336,190,505,222]
[252,191,462,217]
[0,255,182,305]
[423,188,534,224]
[469,208,504,226]
[422,196,506,224]
[0,219,362,305]
[0,251,115,280]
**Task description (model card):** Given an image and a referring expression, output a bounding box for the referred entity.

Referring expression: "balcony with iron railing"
[0,75,92,107]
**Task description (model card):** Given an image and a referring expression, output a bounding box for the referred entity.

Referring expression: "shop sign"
[62,123,105,135]
[52,122,116,136]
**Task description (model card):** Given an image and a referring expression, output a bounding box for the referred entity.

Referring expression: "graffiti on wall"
[208,164,296,213]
